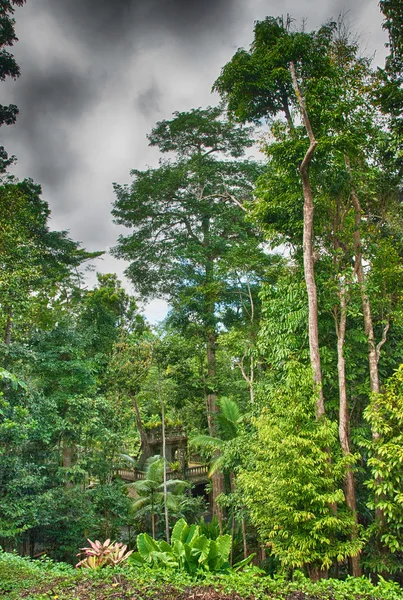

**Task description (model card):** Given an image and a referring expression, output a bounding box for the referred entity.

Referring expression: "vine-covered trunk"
[131,394,152,465]
[62,440,74,488]
[203,213,225,529]
[4,310,12,345]
[336,284,361,577]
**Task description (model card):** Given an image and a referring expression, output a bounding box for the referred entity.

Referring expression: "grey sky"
[2,0,388,322]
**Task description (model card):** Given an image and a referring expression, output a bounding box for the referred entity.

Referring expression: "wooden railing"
[186,465,209,481]
[117,464,209,483]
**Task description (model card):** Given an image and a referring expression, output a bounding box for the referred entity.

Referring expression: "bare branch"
[376,319,390,363]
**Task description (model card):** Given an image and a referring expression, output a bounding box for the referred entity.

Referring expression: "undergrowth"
[1,549,402,600]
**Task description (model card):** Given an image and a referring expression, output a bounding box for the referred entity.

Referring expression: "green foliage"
[0,550,74,597]
[132,518,232,574]
[238,365,362,572]
[377,0,403,170]
[191,397,243,476]
[363,365,403,567]
[1,550,403,600]
[0,0,27,170]
[112,105,265,330]
[131,456,190,536]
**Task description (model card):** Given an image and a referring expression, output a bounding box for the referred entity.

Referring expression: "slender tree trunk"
[161,395,170,542]
[206,328,225,530]
[289,62,324,419]
[346,156,385,530]
[237,280,255,404]
[151,509,156,539]
[350,194,380,395]
[335,282,361,576]
[241,518,248,560]
[230,511,235,566]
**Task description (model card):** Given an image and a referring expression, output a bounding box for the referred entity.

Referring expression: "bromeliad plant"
[130,518,253,574]
[76,538,133,569]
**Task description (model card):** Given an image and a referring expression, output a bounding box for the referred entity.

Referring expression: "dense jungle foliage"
[1,1,403,596]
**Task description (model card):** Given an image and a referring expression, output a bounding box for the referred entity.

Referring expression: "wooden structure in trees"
[117,424,209,485]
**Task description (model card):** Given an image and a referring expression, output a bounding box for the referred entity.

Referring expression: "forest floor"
[16,579,321,600]
[1,551,402,600]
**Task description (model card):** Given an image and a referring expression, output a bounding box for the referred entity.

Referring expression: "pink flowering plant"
[76,538,133,569]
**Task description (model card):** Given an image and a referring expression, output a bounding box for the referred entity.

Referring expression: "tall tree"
[377,0,403,172]
[214,17,340,419]
[112,106,266,524]
[0,178,101,344]
[213,16,403,575]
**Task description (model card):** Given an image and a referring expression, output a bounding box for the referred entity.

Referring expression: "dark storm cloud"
[42,0,139,51]
[5,0,238,189]
[149,0,237,36]
[3,59,98,188]
[18,60,97,119]
[42,0,237,49]
[135,81,162,118]
[1,0,386,322]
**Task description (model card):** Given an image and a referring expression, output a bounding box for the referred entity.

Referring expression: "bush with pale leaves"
[75,538,133,569]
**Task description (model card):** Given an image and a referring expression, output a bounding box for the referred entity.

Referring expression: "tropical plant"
[191,396,242,477]
[130,455,189,538]
[75,538,133,569]
[130,518,243,574]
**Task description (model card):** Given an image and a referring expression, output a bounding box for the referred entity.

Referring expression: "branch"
[182,217,202,245]
[376,318,390,363]
[235,355,251,386]
[289,61,317,173]
[203,192,248,212]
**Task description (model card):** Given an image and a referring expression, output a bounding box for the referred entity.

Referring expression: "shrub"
[76,538,133,569]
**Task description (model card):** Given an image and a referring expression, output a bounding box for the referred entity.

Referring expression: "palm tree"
[191,397,242,477]
[191,397,248,559]
[131,455,189,539]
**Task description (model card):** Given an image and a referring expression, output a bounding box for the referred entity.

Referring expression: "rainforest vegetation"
[1,1,403,598]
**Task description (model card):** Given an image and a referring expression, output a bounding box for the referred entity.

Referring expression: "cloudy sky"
[2,0,388,322]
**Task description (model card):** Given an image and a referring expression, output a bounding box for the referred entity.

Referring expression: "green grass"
[1,550,403,600]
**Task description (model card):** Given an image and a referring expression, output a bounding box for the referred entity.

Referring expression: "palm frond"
[190,434,223,453]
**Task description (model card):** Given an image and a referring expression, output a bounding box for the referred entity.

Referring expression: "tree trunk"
[203,210,225,529]
[4,310,12,345]
[131,394,153,465]
[289,62,324,419]
[346,156,385,527]
[206,328,225,529]
[336,282,361,576]
[161,396,170,542]
[241,518,248,560]
[350,192,380,396]
[308,565,329,582]
[62,440,74,488]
